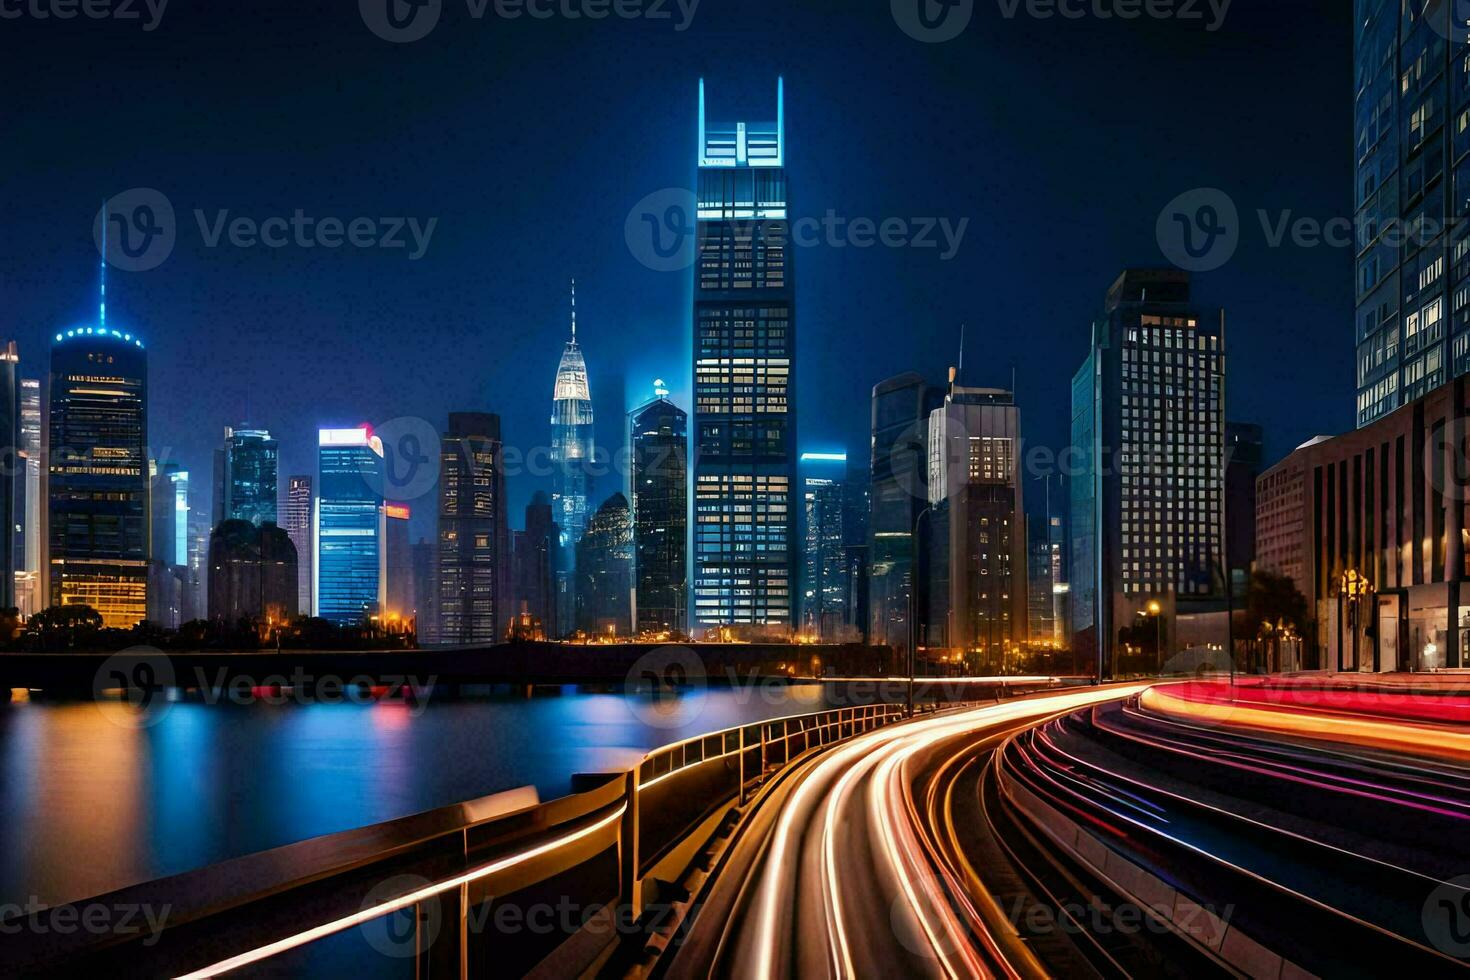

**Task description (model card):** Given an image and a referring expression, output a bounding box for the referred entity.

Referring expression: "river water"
[0,682,837,909]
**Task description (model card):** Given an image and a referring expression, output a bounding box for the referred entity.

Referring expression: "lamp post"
[1146,599,1163,674]
[907,504,933,718]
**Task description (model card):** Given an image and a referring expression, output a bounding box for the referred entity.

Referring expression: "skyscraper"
[1225,420,1264,591]
[926,383,1026,659]
[1027,512,1056,644]
[219,426,279,526]
[411,537,437,643]
[551,281,594,638]
[576,492,633,637]
[0,342,18,613]
[512,491,558,638]
[630,383,687,636]
[208,519,298,625]
[14,376,40,615]
[868,373,944,659]
[383,502,413,627]
[1070,269,1225,675]
[47,327,148,627]
[315,426,383,626]
[1353,1,1464,426]
[799,452,854,641]
[147,460,189,628]
[691,78,795,634]
[437,412,508,644]
[285,475,313,617]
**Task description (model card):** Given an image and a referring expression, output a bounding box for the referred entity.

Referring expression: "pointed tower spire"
[99,199,108,330]
[570,277,577,342]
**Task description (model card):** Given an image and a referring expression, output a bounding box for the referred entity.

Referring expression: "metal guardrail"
[1,702,922,979]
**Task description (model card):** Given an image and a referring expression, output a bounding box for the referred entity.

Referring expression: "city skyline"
[1,1,1349,550]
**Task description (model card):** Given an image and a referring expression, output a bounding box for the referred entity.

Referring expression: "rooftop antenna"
[570,277,577,342]
[957,322,965,385]
[99,199,107,330]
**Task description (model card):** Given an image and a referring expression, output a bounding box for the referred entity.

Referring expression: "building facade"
[868,373,944,659]
[314,427,383,626]
[926,384,1027,657]
[219,426,278,526]
[691,78,796,634]
[411,537,437,643]
[437,412,508,645]
[798,452,856,641]
[1225,421,1264,591]
[512,491,558,639]
[1353,0,1470,427]
[383,502,413,628]
[208,519,298,624]
[1069,270,1226,675]
[630,387,688,636]
[285,475,313,617]
[576,492,633,637]
[14,376,39,616]
[47,328,148,627]
[1257,379,1470,672]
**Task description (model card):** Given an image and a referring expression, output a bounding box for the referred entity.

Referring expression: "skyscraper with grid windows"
[691,78,795,633]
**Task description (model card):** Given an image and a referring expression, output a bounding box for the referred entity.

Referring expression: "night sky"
[1,0,1350,540]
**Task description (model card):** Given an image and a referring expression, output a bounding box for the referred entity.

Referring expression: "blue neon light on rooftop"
[55,327,144,348]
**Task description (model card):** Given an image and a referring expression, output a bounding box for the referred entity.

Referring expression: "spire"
[99,199,107,330]
[570,277,577,342]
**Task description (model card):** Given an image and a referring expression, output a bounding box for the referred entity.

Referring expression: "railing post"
[737,726,746,805]
[619,767,642,927]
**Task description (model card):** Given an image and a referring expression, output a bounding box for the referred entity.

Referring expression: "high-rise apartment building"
[315,427,383,626]
[1070,269,1225,675]
[285,475,313,617]
[47,327,148,626]
[629,385,687,636]
[437,413,508,644]
[926,384,1026,657]
[691,78,795,633]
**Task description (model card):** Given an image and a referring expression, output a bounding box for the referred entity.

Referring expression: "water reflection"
[0,683,832,908]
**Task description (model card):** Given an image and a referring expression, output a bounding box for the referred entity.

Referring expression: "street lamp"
[908,504,933,718]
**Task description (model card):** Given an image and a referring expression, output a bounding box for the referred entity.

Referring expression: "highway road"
[661,685,1153,979]
[658,682,1470,979]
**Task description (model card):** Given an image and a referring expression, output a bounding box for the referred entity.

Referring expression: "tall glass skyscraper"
[14,376,40,615]
[220,426,279,526]
[630,383,688,636]
[692,78,795,633]
[47,327,148,626]
[285,475,313,616]
[314,427,383,626]
[1352,2,1470,425]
